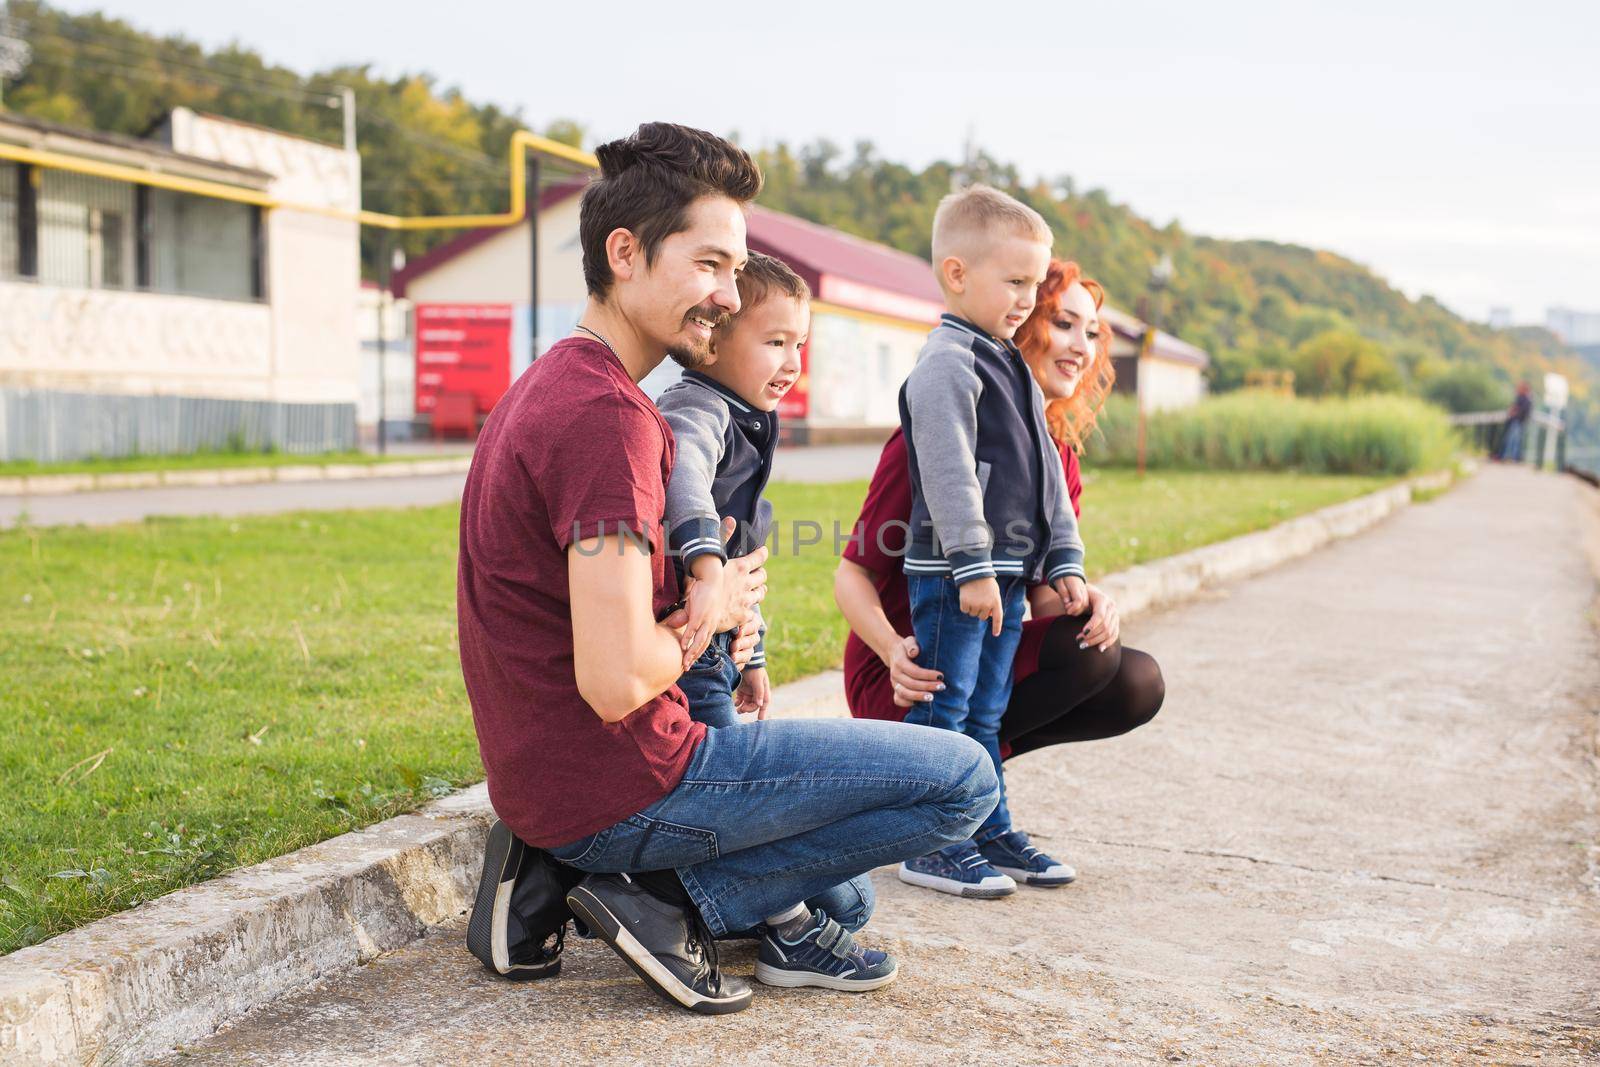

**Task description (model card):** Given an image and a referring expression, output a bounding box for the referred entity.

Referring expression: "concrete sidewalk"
[144,464,1600,1064]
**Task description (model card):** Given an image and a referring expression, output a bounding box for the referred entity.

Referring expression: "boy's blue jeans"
[903,573,1027,841]
[676,630,743,730]
[547,718,998,937]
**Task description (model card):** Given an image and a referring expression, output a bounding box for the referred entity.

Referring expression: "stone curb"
[0,461,1473,1065]
[0,458,473,498]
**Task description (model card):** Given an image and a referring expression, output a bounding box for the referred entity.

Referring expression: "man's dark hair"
[580,123,763,299]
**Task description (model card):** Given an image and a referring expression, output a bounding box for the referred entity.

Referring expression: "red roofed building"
[392,188,1207,438]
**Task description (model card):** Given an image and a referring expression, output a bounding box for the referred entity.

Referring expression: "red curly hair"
[1012,259,1116,450]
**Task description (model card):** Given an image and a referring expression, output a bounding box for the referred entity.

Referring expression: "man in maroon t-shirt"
[458,123,999,1015]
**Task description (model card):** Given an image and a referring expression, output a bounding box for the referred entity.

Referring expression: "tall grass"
[1085,392,1457,475]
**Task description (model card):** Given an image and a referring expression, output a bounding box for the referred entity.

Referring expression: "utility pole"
[528,153,540,367]
[338,86,356,154]
[376,231,391,455]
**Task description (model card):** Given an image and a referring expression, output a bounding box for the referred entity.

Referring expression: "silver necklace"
[573,324,618,358]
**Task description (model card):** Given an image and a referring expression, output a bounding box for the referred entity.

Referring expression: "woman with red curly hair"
[834,259,1165,886]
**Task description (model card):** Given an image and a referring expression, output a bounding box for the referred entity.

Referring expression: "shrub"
[1085,392,1456,475]
[1420,363,1507,414]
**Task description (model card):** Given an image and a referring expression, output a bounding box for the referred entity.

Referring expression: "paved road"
[156,466,1600,1064]
[0,444,886,529]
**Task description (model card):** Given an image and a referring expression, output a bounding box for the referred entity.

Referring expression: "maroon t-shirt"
[842,427,1082,723]
[457,337,705,849]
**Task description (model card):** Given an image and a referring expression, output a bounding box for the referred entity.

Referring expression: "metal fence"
[1449,410,1566,469]
[0,388,356,463]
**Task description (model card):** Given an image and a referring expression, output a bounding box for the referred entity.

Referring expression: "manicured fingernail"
[1078,641,1088,650]
[936,683,946,690]
[922,693,934,701]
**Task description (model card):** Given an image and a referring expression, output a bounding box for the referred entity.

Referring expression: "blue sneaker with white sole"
[754,910,898,991]
[978,830,1076,887]
[897,840,1016,898]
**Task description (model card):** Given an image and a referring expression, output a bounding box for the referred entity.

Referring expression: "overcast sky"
[48,0,1600,326]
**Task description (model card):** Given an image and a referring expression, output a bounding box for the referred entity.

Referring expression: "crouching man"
[459,121,997,1014]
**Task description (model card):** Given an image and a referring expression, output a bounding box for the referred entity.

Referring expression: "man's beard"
[667,339,713,371]
[667,303,728,370]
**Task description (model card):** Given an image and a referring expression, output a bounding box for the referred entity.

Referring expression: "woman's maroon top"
[843,427,1082,722]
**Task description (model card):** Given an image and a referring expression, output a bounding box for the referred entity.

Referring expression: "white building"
[1547,307,1600,347]
[0,108,360,461]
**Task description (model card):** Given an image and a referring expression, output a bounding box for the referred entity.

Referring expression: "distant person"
[1497,381,1533,462]
[459,122,998,1015]
[891,186,1089,899]
[836,258,1165,887]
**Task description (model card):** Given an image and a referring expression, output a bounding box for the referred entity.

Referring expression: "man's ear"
[939,254,966,294]
[606,228,639,283]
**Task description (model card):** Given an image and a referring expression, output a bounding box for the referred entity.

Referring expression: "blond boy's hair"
[930,184,1052,265]
[714,251,810,344]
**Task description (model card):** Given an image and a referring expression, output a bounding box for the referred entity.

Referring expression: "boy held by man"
[657,252,897,990]
[897,185,1089,898]
[658,251,805,725]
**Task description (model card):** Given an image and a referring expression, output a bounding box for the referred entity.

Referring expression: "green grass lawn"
[0,469,1393,953]
[0,449,470,478]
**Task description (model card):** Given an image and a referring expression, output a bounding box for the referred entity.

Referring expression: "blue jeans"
[904,574,1026,841]
[676,631,742,730]
[547,718,998,937]
[1499,419,1524,462]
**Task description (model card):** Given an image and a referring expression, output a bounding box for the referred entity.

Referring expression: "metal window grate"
[0,166,260,303]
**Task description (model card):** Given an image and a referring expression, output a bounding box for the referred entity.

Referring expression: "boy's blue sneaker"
[978,830,1076,887]
[753,910,898,991]
[896,841,1017,898]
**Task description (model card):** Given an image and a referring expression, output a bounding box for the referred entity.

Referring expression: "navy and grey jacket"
[899,313,1084,587]
[657,370,777,668]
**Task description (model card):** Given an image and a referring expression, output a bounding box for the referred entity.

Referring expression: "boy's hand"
[735,666,772,719]
[680,563,724,669]
[959,576,1005,636]
[680,519,738,670]
[1053,575,1089,616]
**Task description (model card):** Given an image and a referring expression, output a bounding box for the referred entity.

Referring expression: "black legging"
[1001,612,1165,760]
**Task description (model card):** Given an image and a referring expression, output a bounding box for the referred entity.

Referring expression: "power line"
[14,17,337,105]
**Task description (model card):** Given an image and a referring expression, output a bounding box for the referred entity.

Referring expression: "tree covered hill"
[3,1,1593,446]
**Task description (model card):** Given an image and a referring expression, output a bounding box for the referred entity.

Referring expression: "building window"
[0,164,260,303]
[36,170,135,289]
[146,188,257,302]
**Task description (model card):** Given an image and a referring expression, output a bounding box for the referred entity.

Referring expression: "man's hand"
[735,665,772,719]
[715,523,768,634]
[1077,583,1120,652]
[1053,574,1089,617]
[728,612,761,670]
[959,576,1005,637]
[889,634,943,707]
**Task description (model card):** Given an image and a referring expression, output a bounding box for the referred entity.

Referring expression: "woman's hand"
[1077,583,1120,652]
[889,635,944,707]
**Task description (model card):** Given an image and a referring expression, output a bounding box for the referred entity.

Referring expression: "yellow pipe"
[0,129,596,231]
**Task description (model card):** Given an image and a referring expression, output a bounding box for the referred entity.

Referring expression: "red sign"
[777,340,810,421]
[415,303,513,415]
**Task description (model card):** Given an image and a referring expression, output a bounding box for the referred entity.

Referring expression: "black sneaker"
[566,873,754,1015]
[465,819,583,981]
[754,910,898,991]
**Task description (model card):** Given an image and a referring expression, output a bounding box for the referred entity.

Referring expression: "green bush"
[1085,392,1456,475]
[1420,363,1507,414]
